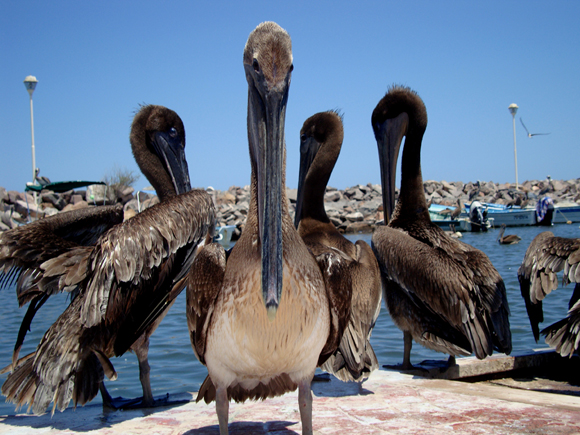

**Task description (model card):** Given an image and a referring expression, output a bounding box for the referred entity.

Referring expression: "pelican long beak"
[246,64,290,319]
[152,130,191,195]
[294,135,320,228]
[375,112,408,224]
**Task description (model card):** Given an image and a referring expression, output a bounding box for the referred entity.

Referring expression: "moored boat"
[553,203,580,224]
[429,204,487,232]
[470,203,537,227]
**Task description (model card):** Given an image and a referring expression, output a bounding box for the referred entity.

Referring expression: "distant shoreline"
[1,178,578,235]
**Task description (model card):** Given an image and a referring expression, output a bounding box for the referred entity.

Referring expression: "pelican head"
[131,105,191,200]
[371,86,427,224]
[244,22,293,318]
[294,110,343,228]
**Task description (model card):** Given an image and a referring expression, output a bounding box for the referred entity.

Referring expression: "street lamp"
[24,75,38,186]
[508,103,519,190]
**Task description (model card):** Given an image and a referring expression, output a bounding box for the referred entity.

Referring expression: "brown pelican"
[517,232,580,350]
[520,118,550,138]
[497,224,522,245]
[294,110,381,382]
[371,86,512,370]
[1,105,216,414]
[187,22,350,435]
[450,199,463,220]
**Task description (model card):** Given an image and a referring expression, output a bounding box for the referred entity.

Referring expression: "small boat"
[428,204,487,232]
[463,202,537,227]
[553,203,580,224]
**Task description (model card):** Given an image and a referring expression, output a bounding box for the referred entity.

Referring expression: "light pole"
[24,75,38,186]
[508,103,519,190]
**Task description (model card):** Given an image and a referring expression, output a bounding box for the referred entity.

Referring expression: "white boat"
[463,202,538,227]
[553,203,580,224]
[429,204,488,232]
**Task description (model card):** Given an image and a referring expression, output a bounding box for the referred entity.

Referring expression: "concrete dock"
[1,351,580,434]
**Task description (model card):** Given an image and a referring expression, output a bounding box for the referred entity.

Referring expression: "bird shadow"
[183,420,299,434]
[311,375,374,397]
[0,393,193,432]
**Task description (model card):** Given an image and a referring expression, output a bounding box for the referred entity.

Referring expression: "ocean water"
[0,223,578,416]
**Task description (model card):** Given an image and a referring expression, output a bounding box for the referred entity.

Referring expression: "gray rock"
[0,210,17,229]
[124,198,140,212]
[329,216,343,227]
[286,188,297,203]
[141,196,160,210]
[71,194,84,205]
[42,206,59,217]
[344,211,364,222]
[324,191,342,202]
[7,191,21,204]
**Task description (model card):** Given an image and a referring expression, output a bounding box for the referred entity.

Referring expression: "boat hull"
[553,205,580,224]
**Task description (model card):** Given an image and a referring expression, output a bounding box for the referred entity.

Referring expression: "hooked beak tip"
[266,301,278,322]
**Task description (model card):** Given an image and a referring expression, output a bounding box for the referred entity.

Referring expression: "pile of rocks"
[0,184,158,231]
[1,178,578,235]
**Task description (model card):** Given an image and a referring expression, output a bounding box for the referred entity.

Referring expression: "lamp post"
[508,103,519,190]
[24,75,38,186]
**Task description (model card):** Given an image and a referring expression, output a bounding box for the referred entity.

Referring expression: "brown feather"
[519,232,580,353]
[295,110,381,381]
[372,86,511,367]
[1,105,216,414]
[187,242,226,365]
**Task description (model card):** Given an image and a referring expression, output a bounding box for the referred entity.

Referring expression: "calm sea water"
[0,223,578,416]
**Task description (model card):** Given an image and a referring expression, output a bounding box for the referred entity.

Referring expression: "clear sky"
[1,1,578,194]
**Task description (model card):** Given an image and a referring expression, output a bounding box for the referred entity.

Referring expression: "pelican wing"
[542,284,580,357]
[39,190,215,330]
[518,232,579,302]
[187,242,227,365]
[315,248,353,367]
[535,236,580,287]
[373,226,511,358]
[2,190,215,415]
[320,240,381,381]
[0,205,124,366]
[0,204,124,304]
[103,191,216,355]
[518,232,580,340]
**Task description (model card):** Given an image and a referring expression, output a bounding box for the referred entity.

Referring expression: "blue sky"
[1,1,578,194]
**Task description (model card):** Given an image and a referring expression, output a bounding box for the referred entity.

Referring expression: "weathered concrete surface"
[394,349,568,380]
[1,367,579,434]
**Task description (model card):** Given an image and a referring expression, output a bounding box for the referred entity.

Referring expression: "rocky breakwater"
[0,184,158,231]
[1,179,578,236]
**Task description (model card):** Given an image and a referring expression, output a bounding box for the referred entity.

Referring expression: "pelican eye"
[169,127,178,138]
[252,58,260,73]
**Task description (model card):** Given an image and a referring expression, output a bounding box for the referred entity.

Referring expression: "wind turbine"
[520,118,550,138]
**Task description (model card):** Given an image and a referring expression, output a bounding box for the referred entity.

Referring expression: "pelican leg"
[298,378,314,435]
[99,378,143,410]
[447,355,457,367]
[100,383,116,409]
[402,331,413,370]
[134,338,154,407]
[216,385,229,435]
